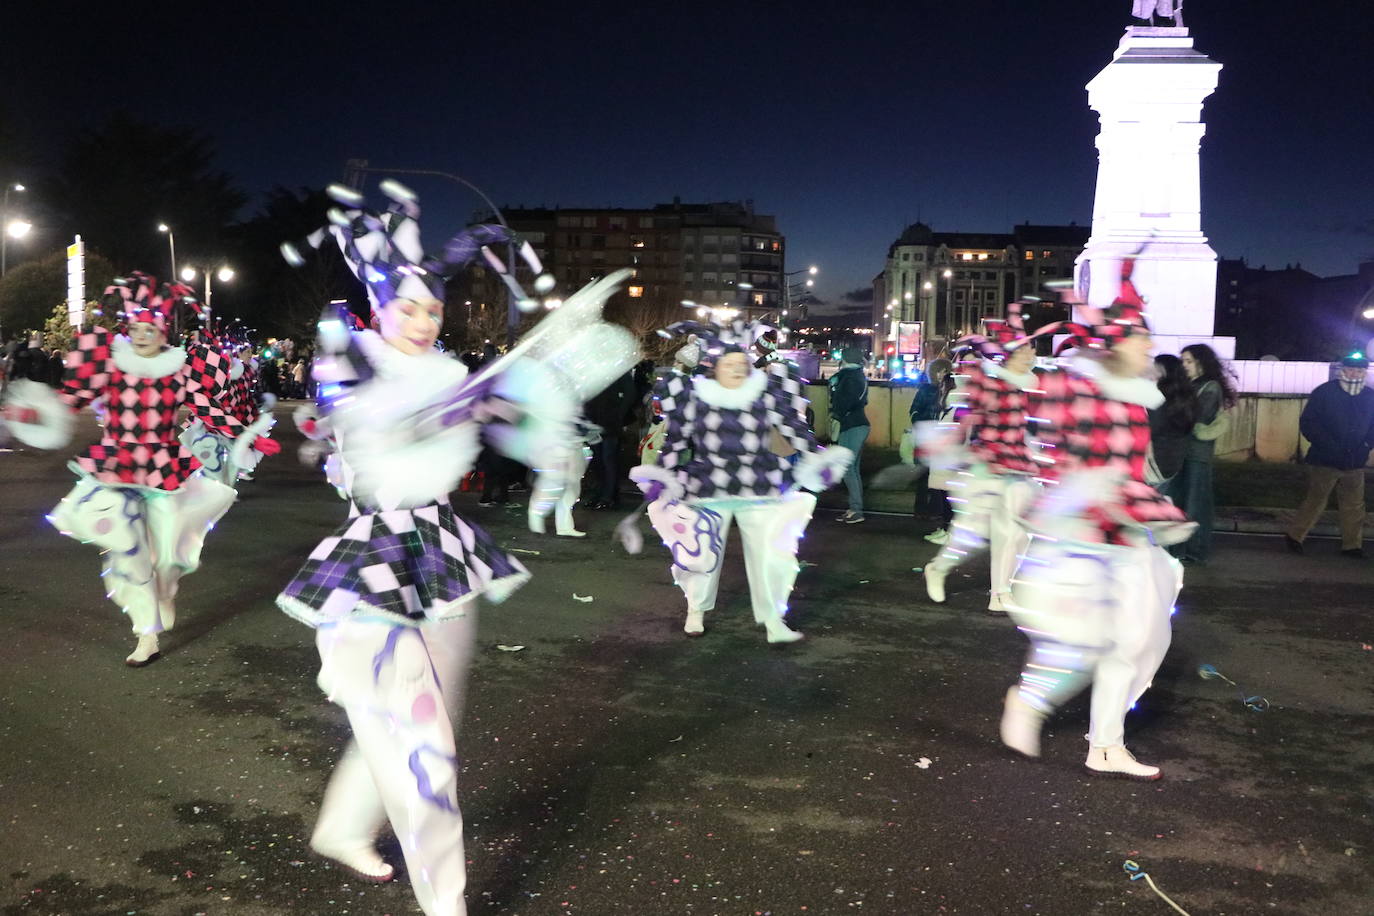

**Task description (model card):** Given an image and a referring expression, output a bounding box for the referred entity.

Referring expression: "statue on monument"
[1132,0,1184,27]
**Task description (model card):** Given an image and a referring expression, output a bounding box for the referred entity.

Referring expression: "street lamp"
[2,183,28,276]
[157,224,179,283]
[180,264,236,316]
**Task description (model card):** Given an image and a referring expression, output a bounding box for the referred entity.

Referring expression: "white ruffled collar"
[693,368,768,408]
[982,358,1037,391]
[112,334,187,378]
[1068,355,1163,408]
[229,358,245,380]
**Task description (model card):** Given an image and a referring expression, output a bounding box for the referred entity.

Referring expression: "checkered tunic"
[224,359,259,426]
[277,500,529,627]
[961,364,1037,475]
[657,363,817,500]
[276,331,531,627]
[1029,367,1189,546]
[61,327,246,491]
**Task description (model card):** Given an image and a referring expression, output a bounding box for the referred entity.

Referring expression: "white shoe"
[684,609,705,636]
[987,592,1007,614]
[924,528,950,545]
[125,634,161,668]
[764,619,804,644]
[557,529,588,538]
[1084,744,1161,780]
[999,686,1045,758]
[924,565,947,603]
[309,841,395,883]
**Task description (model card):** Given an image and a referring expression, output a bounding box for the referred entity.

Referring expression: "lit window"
[961,252,973,261]
[771,241,780,251]
[628,286,644,298]
[1042,250,1052,259]
[631,237,646,248]
[1024,250,1034,261]
[753,293,764,305]
[977,253,988,261]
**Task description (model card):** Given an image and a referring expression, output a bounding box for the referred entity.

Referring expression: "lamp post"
[2,183,28,276]
[181,264,235,317]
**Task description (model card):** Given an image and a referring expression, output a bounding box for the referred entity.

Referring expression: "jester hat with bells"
[954,299,1067,363]
[656,313,776,370]
[280,180,554,318]
[100,272,204,336]
[1052,258,1152,356]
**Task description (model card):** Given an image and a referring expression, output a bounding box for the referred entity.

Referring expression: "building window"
[608,216,626,230]
[961,252,973,261]
[628,285,644,298]
[1042,250,1052,259]
[977,253,989,261]
[639,216,654,228]
[955,290,966,303]
[914,252,925,262]
[1024,250,1034,261]
[771,241,781,251]
[591,235,606,249]
[630,236,646,248]
[582,216,597,228]
[721,252,737,264]
[753,293,764,305]
[557,215,577,228]
[902,252,910,261]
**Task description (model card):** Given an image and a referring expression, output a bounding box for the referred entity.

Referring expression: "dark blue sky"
[6,0,1371,313]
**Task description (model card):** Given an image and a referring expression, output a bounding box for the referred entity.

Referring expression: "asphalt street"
[1,408,1371,916]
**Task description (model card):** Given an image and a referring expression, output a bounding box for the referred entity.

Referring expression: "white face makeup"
[1110,333,1154,378]
[1004,346,1036,375]
[378,297,443,355]
[129,321,167,357]
[714,352,751,389]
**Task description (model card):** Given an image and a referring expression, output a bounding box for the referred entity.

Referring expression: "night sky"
[5,0,1371,314]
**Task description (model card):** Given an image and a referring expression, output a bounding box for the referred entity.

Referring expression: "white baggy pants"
[528,446,590,536]
[312,611,479,916]
[50,474,237,635]
[928,472,1033,599]
[670,493,816,624]
[1008,538,1183,747]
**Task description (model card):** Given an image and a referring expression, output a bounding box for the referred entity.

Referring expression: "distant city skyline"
[3,0,1370,316]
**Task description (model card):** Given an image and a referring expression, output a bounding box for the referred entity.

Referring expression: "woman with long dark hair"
[1164,344,1238,564]
[1147,354,1197,489]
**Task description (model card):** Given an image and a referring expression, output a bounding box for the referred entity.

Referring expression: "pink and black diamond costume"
[1,276,247,664]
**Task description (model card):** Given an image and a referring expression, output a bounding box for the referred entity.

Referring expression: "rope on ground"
[1123,860,1193,916]
[1197,663,1270,712]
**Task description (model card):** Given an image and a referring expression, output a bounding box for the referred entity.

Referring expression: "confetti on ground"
[497,645,526,652]
[915,757,932,769]
[1123,859,1193,915]
[858,579,870,584]
[508,547,542,555]
[1198,663,1269,712]
[572,594,594,603]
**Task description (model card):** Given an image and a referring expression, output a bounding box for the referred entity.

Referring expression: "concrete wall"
[805,383,1373,467]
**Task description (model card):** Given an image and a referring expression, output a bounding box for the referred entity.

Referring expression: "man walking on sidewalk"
[1285,353,1374,558]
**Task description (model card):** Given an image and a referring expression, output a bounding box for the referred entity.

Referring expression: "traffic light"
[886,345,895,355]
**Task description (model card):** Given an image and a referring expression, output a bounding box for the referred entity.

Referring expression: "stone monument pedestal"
[1074,26,1235,357]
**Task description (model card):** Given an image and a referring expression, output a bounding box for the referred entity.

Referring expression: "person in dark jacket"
[1162,343,1236,564]
[11,334,48,383]
[910,357,955,540]
[829,347,870,523]
[1285,354,1374,557]
[585,370,637,508]
[1148,354,1197,488]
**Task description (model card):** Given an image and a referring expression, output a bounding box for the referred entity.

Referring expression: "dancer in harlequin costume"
[638,335,701,467]
[182,329,279,487]
[275,181,638,915]
[921,304,1049,613]
[527,416,596,538]
[0,275,253,666]
[998,264,1195,780]
[625,317,852,644]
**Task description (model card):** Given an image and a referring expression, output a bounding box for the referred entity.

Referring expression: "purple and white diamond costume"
[631,347,851,643]
[276,181,638,915]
